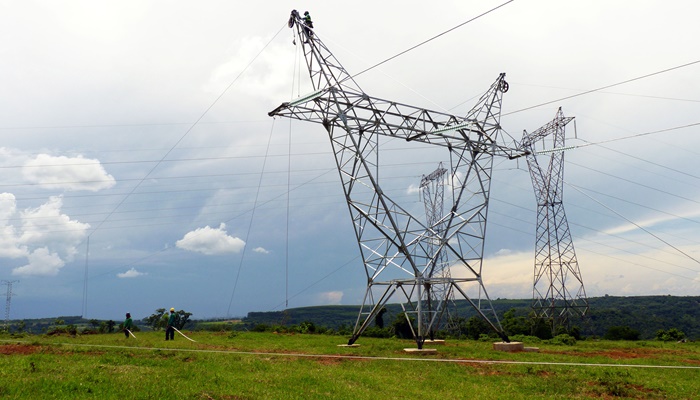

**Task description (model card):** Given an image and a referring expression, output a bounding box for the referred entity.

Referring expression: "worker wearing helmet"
[165,308,176,340]
[303,11,314,40]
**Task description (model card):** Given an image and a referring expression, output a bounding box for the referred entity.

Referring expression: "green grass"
[1,331,699,399]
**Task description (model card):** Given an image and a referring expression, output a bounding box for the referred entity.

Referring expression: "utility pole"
[2,280,18,330]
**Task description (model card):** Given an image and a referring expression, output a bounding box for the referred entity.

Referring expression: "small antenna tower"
[2,280,18,330]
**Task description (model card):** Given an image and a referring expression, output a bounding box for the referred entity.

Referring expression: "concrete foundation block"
[403,348,437,354]
[493,341,524,352]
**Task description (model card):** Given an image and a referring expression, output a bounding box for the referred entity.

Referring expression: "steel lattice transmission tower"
[419,163,458,334]
[2,280,18,330]
[520,107,588,332]
[270,10,525,347]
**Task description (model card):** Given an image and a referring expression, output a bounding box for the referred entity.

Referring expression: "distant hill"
[239,295,700,340]
[7,295,699,339]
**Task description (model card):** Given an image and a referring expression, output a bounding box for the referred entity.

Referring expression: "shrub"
[252,323,270,332]
[478,333,494,342]
[604,326,640,341]
[656,328,686,342]
[509,334,542,343]
[546,334,576,346]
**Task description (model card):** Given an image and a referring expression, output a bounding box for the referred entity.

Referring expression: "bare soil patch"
[0,344,40,355]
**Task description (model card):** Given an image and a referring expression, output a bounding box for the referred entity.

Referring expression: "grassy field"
[1,331,699,399]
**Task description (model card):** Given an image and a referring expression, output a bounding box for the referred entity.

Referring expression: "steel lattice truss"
[520,108,588,331]
[419,163,459,334]
[2,280,17,330]
[270,10,524,347]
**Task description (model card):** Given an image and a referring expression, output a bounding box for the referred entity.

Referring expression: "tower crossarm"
[269,10,525,160]
[519,108,574,151]
[270,82,526,159]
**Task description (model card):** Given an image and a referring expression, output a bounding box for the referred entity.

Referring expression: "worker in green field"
[165,308,176,340]
[123,313,133,338]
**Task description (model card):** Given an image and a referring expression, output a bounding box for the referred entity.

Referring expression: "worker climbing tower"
[270,10,525,347]
[520,108,588,334]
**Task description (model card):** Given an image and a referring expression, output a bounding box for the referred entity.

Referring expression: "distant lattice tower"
[419,163,459,335]
[520,108,588,333]
[2,280,18,330]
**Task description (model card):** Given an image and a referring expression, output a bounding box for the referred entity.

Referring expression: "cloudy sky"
[2,1,699,321]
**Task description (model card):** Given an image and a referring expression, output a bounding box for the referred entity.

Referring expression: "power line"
[512,82,700,104]
[76,22,287,320]
[0,120,267,131]
[227,119,276,318]
[505,59,700,115]
[80,158,338,284]
[87,23,287,236]
[567,160,700,208]
[532,121,700,155]
[568,183,700,266]
[589,143,700,183]
[350,0,516,79]
[489,200,700,277]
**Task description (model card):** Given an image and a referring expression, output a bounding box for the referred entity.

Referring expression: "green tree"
[144,308,167,331]
[501,308,530,336]
[530,316,554,339]
[656,328,685,342]
[391,313,414,339]
[144,308,193,331]
[97,320,115,333]
[375,307,387,329]
[604,326,640,341]
[172,310,193,330]
[464,316,491,340]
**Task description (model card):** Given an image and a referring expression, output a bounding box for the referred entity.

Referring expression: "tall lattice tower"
[419,163,458,335]
[2,280,18,330]
[270,10,525,347]
[520,108,588,333]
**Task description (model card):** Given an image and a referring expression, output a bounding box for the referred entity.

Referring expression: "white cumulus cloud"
[19,196,90,255]
[22,154,116,192]
[253,247,269,254]
[318,291,344,305]
[12,247,65,277]
[117,268,146,278]
[0,193,90,277]
[176,223,245,255]
[0,193,26,258]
